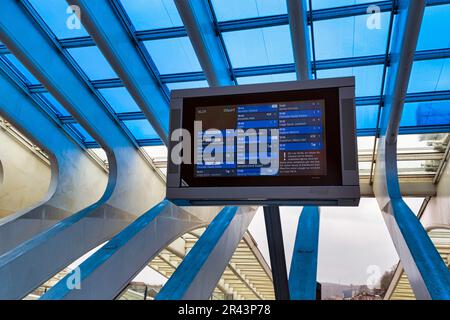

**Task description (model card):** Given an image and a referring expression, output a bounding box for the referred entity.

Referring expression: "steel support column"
[67,0,170,144]
[0,66,107,255]
[0,0,165,299]
[41,201,218,300]
[373,0,450,300]
[156,206,256,300]
[289,206,320,300]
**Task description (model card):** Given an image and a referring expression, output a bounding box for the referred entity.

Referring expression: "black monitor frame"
[167,77,360,206]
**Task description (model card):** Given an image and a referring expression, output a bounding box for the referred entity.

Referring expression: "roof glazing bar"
[287,0,312,80]
[175,0,234,86]
[68,0,170,144]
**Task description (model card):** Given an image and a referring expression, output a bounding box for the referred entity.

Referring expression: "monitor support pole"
[263,205,290,300]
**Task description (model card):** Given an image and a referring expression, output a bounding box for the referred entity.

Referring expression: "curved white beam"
[0,66,107,255]
[0,0,165,299]
[41,201,218,300]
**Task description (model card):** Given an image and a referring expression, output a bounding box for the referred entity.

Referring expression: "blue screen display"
[195,100,326,177]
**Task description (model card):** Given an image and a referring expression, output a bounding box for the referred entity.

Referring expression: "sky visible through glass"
[7,0,447,147]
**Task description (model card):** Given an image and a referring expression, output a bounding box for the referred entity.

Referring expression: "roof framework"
[0,0,449,300]
[0,0,448,186]
[386,228,450,300]
[25,228,275,300]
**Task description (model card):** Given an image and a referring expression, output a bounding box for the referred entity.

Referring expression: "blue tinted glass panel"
[408,59,450,93]
[166,80,209,91]
[400,100,450,127]
[237,73,296,85]
[223,25,293,68]
[99,88,141,113]
[120,0,183,31]
[67,46,118,80]
[124,120,159,140]
[356,105,378,130]
[5,54,40,84]
[211,0,287,22]
[310,0,377,10]
[314,13,389,60]
[144,37,202,74]
[28,0,88,39]
[417,4,450,51]
[70,123,95,142]
[317,64,384,97]
[41,92,70,116]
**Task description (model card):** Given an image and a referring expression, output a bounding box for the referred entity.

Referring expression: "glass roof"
[0,0,449,183]
[166,80,209,91]
[4,54,40,84]
[416,4,450,51]
[237,73,297,85]
[401,100,450,128]
[3,2,449,293]
[28,0,89,39]
[99,88,142,114]
[211,0,287,22]
[309,0,376,10]
[408,58,450,93]
[317,64,384,97]
[120,0,183,31]
[223,25,294,68]
[144,37,202,74]
[40,93,70,116]
[313,13,390,60]
[67,46,118,80]
[70,123,95,143]
[356,105,379,131]
[123,119,159,141]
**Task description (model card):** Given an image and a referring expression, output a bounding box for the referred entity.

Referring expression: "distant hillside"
[320,283,365,300]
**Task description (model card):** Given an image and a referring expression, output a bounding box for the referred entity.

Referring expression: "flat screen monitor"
[167,77,360,206]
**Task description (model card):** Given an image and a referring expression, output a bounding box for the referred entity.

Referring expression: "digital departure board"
[167,77,360,206]
[194,100,326,178]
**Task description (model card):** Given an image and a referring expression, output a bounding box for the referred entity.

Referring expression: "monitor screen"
[180,86,343,187]
[194,100,326,178]
[167,77,359,206]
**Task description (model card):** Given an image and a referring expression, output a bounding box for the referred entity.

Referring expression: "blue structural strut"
[156,206,256,300]
[289,207,320,300]
[40,200,210,300]
[373,0,450,299]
